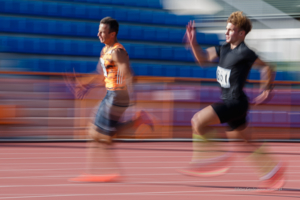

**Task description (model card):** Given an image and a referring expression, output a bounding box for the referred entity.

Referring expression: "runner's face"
[225,23,243,44]
[97,24,114,44]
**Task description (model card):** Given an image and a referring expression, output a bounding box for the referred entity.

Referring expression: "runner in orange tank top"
[69,17,154,183]
[100,43,128,91]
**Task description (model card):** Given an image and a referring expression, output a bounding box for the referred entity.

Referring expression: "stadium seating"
[0,0,191,26]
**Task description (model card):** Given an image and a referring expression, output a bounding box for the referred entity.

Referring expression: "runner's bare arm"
[185,21,218,66]
[253,58,275,91]
[111,48,133,87]
[252,58,275,105]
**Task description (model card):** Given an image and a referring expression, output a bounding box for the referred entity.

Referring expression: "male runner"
[180,11,285,190]
[70,17,153,182]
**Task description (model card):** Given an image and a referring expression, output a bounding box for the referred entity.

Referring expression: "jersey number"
[217,66,231,88]
[100,58,107,77]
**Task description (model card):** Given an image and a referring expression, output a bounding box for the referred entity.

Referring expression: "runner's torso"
[99,43,128,91]
[215,42,258,100]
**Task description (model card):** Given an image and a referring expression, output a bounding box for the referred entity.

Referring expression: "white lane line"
[0,189,239,199]
[0,180,259,188]
[0,164,299,172]
[1,148,299,155]
[1,171,300,179]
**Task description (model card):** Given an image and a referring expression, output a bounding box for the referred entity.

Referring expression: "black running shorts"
[211,97,249,131]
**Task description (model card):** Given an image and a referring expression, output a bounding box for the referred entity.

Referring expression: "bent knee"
[88,124,112,144]
[191,113,206,131]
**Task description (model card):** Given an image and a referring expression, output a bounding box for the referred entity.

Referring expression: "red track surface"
[0,142,299,200]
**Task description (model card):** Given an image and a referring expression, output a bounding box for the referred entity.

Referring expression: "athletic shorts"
[211,97,249,131]
[94,90,130,136]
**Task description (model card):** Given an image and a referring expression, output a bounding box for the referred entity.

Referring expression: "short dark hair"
[227,11,252,35]
[100,17,119,36]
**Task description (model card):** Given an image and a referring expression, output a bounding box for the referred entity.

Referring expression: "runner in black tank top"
[179,11,285,190]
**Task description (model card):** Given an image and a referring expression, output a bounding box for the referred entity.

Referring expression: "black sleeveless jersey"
[215,41,258,100]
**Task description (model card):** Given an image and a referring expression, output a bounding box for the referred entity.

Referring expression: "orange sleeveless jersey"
[99,43,128,91]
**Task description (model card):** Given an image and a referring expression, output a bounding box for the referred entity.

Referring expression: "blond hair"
[227,11,252,35]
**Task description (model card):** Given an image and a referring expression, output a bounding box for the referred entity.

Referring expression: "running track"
[1,142,300,200]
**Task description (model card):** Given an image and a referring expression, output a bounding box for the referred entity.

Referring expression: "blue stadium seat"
[131,63,149,76]
[22,38,38,54]
[248,69,260,80]
[152,11,166,24]
[96,0,113,3]
[37,59,51,72]
[131,44,146,59]
[86,6,102,20]
[74,5,88,19]
[91,42,103,56]
[70,61,85,73]
[46,2,60,17]
[84,22,96,37]
[5,36,20,52]
[126,9,140,23]
[140,10,153,23]
[178,66,192,78]
[165,13,179,26]
[111,0,125,5]
[150,64,163,76]
[76,22,88,37]
[0,17,9,32]
[117,25,129,40]
[0,0,196,28]
[130,26,143,40]
[147,0,162,8]
[124,0,137,6]
[114,8,127,21]
[34,20,50,35]
[173,47,188,61]
[145,46,159,60]
[142,27,156,41]
[196,32,206,45]
[6,17,17,33]
[38,38,50,54]
[23,18,36,34]
[275,71,284,81]
[70,41,80,56]
[192,67,205,78]
[156,28,169,42]
[204,33,220,45]
[186,52,195,62]
[86,61,97,73]
[160,47,173,60]
[136,0,148,7]
[168,29,184,43]
[60,3,73,18]
[205,68,217,79]
[164,65,178,77]
[176,15,191,26]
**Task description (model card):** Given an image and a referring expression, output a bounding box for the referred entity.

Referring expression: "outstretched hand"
[253,90,272,105]
[184,20,197,47]
[74,84,91,100]
[63,69,91,100]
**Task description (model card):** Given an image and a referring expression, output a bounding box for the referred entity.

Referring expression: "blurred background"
[0,0,299,141]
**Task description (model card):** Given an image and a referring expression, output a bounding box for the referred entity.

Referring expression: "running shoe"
[69,173,120,183]
[258,162,286,191]
[178,152,233,177]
